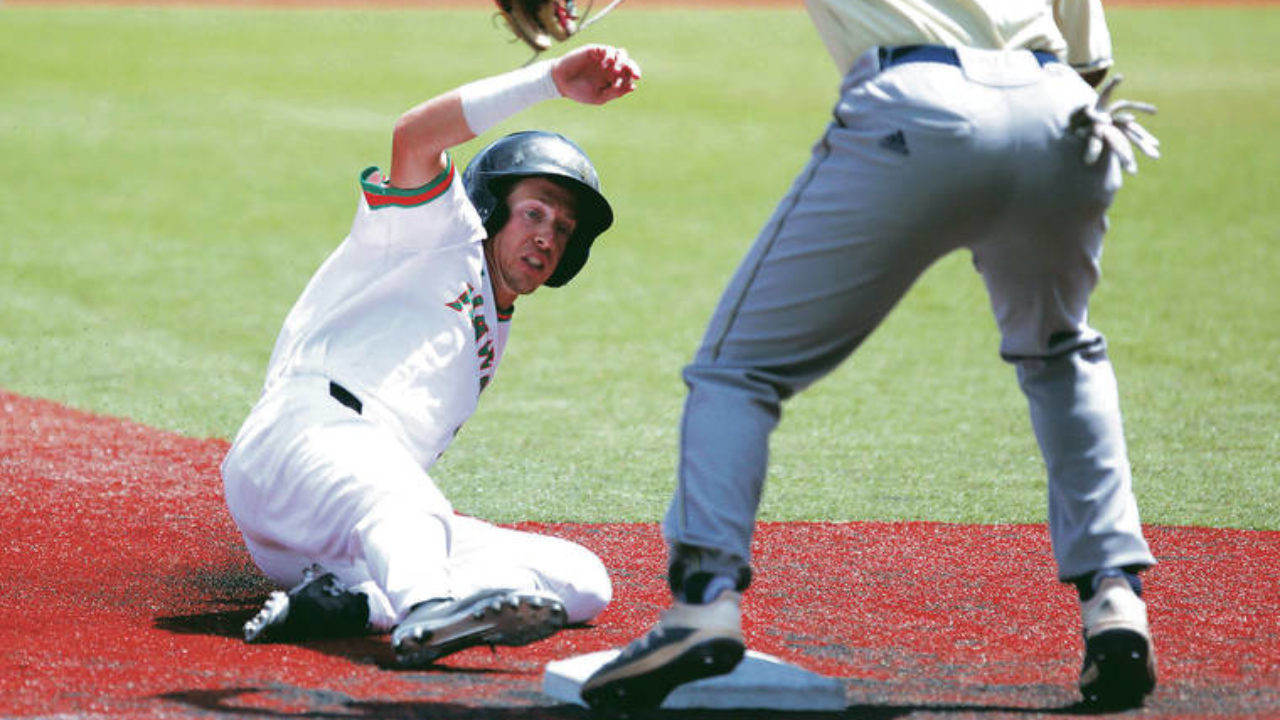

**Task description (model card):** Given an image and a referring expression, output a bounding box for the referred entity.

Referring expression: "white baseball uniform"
[665,0,1155,586]
[222,160,611,630]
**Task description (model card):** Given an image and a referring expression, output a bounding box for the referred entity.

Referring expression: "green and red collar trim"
[360,158,455,210]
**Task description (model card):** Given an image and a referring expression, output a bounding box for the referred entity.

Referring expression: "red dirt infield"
[2,389,1278,718]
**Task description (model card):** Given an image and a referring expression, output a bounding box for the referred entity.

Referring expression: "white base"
[542,649,846,711]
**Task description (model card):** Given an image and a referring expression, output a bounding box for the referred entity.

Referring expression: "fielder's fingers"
[1071,105,1106,135]
[1129,137,1160,161]
[1095,74,1123,107]
[1108,99,1157,116]
[1113,114,1160,150]
[1098,123,1137,173]
[1121,123,1161,159]
[1083,134,1104,166]
[1129,121,1161,152]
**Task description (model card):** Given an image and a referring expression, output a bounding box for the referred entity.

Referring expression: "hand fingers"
[1084,134,1104,166]
[1120,121,1161,159]
[1107,99,1157,116]
[1097,123,1138,173]
[1128,122,1161,153]
[1094,75,1121,108]
[1073,70,1158,172]
[614,47,641,82]
[598,45,640,84]
[1127,136,1160,161]
[1111,112,1161,149]
[594,46,639,98]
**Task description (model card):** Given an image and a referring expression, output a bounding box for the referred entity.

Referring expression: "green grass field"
[2,6,1276,528]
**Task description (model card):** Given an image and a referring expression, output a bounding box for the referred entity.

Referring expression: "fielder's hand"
[552,44,640,105]
[1069,74,1160,174]
[495,0,626,54]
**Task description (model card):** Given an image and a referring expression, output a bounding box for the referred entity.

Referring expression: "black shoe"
[391,588,566,668]
[581,591,745,711]
[243,564,370,643]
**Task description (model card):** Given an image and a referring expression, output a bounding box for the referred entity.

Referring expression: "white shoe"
[1079,573,1157,707]
[581,591,745,711]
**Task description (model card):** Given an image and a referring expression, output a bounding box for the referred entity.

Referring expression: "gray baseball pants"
[664,46,1156,585]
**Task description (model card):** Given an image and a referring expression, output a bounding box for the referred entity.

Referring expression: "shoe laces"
[616,622,669,660]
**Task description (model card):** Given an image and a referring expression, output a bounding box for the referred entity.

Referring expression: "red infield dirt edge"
[2,389,1277,718]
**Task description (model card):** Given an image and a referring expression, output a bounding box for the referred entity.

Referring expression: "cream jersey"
[803,0,1113,75]
[262,159,512,469]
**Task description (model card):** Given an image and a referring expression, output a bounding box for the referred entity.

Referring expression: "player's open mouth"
[524,256,545,271]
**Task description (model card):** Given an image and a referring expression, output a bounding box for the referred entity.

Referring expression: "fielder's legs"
[988,240,1159,709]
[585,48,1159,710]
[586,50,992,710]
[966,60,1156,580]
[970,61,1157,706]
[666,54,993,573]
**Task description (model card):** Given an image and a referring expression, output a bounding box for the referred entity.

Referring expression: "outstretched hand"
[1068,74,1160,175]
[552,45,641,105]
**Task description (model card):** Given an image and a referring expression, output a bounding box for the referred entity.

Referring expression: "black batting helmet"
[463,130,613,288]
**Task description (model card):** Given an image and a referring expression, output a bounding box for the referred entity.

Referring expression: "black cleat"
[392,588,567,668]
[243,564,370,643]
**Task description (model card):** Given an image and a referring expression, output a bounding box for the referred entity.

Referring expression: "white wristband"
[459,60,561,136]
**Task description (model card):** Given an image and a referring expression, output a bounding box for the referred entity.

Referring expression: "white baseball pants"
[222,374,611,630]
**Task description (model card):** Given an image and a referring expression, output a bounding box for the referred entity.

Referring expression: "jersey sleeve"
[1054,0,1114,74]
[348,155,486,253]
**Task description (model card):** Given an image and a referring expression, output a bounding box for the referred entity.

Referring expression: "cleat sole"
[582,637,744,711]
[1081,628,1156,709]
[394,591,566,668]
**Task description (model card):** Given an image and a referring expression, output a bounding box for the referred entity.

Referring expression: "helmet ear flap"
[483,203,508,239]
[480,178,514,238]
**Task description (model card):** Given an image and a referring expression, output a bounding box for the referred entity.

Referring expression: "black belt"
[329,381,363,415]
[878,45,1060,71]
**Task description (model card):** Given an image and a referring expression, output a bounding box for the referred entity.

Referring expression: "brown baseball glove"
[494,0,624,53]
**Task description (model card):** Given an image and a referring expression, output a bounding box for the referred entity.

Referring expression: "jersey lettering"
[471,294,490,342]
[445,283,496,392]
[445,288,470,312]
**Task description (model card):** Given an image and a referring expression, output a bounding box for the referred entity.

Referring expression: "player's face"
[486,177,578,305]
